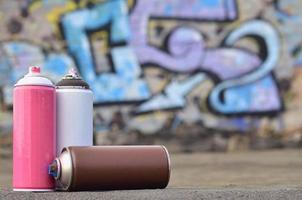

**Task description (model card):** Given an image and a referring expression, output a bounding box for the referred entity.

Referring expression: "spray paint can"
[55,69,93,155]
[49,146,170,191]
[13,66,56,191]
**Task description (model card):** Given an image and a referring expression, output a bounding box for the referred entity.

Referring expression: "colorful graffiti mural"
[0,0,302,137]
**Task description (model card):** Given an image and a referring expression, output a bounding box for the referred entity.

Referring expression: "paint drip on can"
[13,66,56,191]
[56,68,93,155]
[48,146,171,191]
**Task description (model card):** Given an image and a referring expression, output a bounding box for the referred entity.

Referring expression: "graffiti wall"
[1,0,302,149]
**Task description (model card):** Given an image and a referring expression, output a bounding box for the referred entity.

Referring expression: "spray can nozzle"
[68,68,80,79]
[25,66,42,77]
[29,66,41,74]
[48,160,60,180]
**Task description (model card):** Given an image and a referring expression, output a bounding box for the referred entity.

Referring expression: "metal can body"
[13,85,56,191]
[55,69,93,155]
[56,89,93,155]
[49,146,170,191]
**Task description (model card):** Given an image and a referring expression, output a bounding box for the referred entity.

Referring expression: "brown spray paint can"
[48,146,170,191]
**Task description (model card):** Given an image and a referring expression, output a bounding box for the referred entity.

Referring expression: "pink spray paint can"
[13,66,56,191]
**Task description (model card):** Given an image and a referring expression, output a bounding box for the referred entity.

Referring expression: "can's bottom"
[13,188,54,192]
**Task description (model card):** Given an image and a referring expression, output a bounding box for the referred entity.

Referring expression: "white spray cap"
[15,66,54,87]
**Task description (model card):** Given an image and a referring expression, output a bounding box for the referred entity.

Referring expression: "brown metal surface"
[63,146,170,191]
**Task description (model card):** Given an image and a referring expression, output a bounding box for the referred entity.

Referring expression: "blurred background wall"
[1,0,302,154]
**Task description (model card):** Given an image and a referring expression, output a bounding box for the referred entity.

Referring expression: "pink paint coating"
[13,85,56,190]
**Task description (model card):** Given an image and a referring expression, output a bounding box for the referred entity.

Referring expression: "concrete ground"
[1,187,302,200]
[1,149,302,199]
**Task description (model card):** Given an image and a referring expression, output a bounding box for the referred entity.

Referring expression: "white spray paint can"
[56,68,93,155]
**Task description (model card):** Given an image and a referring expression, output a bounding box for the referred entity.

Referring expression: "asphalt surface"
[1,187,302,200]
[2,149,302,199]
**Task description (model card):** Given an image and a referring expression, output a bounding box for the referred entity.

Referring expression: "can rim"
[13,188,54,192]
[55,85,91,90]
[14,84,55,88]
[57,148,73,191]
[161,145,171,186]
